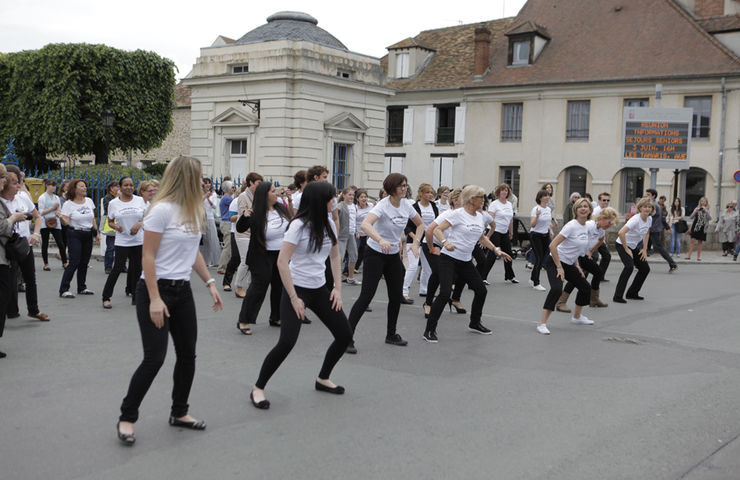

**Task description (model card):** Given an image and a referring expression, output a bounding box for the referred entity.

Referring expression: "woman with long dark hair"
[613,197,654,303]
[423,185,511,342]
[101,177,146,309]
[235,181,291,334]
[250,181,352,409]
[116,156,223,445]
[345,173,424,353]
[536,198,595,335]
[668,197,685,256]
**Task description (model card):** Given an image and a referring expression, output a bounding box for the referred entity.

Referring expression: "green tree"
[0,43,176,166]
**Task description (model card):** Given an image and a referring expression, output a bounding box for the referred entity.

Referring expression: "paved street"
[1,252,739,480]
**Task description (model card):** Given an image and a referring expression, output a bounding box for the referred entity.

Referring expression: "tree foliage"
[0,44,176,166]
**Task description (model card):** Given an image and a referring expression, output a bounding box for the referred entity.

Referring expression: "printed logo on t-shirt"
[391,215,409,227]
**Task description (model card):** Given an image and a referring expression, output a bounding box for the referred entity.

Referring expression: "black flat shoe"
[612,297,627,304]
[0,351,6,358]
[269,319,281,327]
[168,416,206,430]
[385,333,408,346]
[103,301,112,310]
[315,381,345,395]
[625,294,644,300]
[250,391,270,410]
[301,317,312,324]
[116,421,135,446]
[345,342,357,354]
[400,296,414,305]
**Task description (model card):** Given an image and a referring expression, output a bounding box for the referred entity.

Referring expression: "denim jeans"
[104,234,115,270]
[59,229,93,295]
[669,229,682,255]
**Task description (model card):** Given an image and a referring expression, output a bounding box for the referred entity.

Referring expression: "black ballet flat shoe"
[345,342,357,354]
[168,416,206,430]
[116,421,135,446]
[250,391,270,410]
[0,351,6,359]
[301,317,312,324]
[612,297,627,304]
[315,381,345,395]
[269,319,281,327]
[625,294,644,300]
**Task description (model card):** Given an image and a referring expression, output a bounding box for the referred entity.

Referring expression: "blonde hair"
[461,185,485,205]
[635,196,655,215]
[595,206,618,223]
[571,197,593,219]
[151,155,205,233]
[448,188,462,208]
[415,183,435,201]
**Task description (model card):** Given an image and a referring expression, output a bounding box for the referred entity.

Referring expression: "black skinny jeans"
[597,243,611,275]
[614,242,650,299]
[355,236,368,270]
[40,227,67,265]
[348,247,405,337]
[120,279,198,423]
[238,250,282,324]
[649,231,676,268]
[102,245,143,301]
[424,243,466,307]
[479,231,516,281]
[529,232,550,286]
[0,265,10,337]
[59,229,93,295]
[564,255,602,293]
[8,247,40,316]
[255,286,352,389]
[223,233,240,287]
[426,254,487,332]
[543,256,591,311]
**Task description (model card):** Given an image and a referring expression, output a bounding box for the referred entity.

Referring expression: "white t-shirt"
[291,191,303,210]
[555,219,589,265]
[592,205,603,217]
[436,199,450,213]
[265,209,289,251]
[442,209,487,262]
[418,202,437,227]
[61,197,96,230]
[283,218,337,289]
[366,197,418,255]
[355,202,374,236]
[108,195,147,247]
[530,205,552,234]
[141,202,201,281]
[617,214,652,249]
[228,197,239,234]
[585,219,606,252]
[488,200,514,234]
[343,202,357,235]
[428,209,456,247]
[2,193,35,238]
[38,192,62,230]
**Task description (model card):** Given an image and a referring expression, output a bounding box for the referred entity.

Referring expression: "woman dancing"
[613,197,653,303]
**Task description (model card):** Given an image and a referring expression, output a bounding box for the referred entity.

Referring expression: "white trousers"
[402,244,431,296]
[234,236,251,288]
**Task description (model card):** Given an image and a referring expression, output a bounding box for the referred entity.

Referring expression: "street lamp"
[102,108,114,163]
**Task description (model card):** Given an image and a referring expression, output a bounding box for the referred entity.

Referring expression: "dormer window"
[505,22,550,67]
[232,64,248,74]
[396,53,409,78]
[512,40,531,65]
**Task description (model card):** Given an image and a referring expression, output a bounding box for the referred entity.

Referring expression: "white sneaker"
[528,279,535,288]
[346,278,361,285]
[537,324,550,335]
[571,315,594,325]
[533,284,546,291]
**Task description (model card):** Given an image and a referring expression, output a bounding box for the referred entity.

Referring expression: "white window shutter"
[424,107,436,144]
[454,106,466,144]
[432,157,441,186]
[402,108,414,145]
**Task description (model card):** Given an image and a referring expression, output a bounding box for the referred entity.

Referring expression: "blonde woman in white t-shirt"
[613,196,654,303]
[117,156,222,446]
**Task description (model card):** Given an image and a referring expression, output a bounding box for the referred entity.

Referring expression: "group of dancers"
[114,158,660,446]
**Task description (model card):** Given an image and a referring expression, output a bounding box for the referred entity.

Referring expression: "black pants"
[597,243,611,275]
[564,255,603,293]
[255,286,352,389]
[239,250,282,324]
[426,254,487,332]
[348,247,404,337]
[614,242,650,299]
[0,265,11,337]
[355,236,368,270]
[543,256,590,311]
[223,233,240,286]
[529,232,550,286]
[119,279,198,423]
[722,241,735,253]
[102,245,143,301]
[40,227,67,265]
[8,247,40,316]
[425,244,465,307]
[479,231,516,281]
[59,229,93,295]
[649,231,676,268]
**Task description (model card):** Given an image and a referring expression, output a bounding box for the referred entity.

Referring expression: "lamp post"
[101,108,115,163]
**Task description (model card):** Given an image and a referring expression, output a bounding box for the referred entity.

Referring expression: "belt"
[71,227,94,232]
[157,279,190,287]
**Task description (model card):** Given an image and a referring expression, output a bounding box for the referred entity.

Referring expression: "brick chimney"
[695,0,724,17]
[474,25,492,76]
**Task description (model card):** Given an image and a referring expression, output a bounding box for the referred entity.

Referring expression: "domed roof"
[234,12,347,50]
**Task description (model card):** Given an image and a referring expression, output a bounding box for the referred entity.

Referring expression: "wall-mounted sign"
[622,107,692,169]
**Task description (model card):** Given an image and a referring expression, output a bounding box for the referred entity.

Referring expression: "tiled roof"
[385,0,740,92]
[175,83,191,107]
[697,14,740,33]
[505,20,550,39]
[387,37,436,51]
[383,18,514,91]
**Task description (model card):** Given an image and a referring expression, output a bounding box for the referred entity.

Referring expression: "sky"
[0,0,527,80]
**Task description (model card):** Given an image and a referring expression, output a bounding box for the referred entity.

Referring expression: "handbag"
[45,217,58,229]
[675,219,688,234]
[5,232,30,262]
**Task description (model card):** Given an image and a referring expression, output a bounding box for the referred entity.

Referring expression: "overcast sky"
[0,0,526,80]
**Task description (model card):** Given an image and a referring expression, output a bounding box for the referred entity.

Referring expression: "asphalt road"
[1,253,739,480]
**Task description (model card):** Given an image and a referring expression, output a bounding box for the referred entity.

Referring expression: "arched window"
[564,166,587,200]
[620,168,645,214]
[684,167,707,214]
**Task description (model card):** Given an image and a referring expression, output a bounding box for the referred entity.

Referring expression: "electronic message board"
[622,107,692,169]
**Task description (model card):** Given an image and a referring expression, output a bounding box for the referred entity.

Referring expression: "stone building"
[382,0,740,216]
[181,12,392,188]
